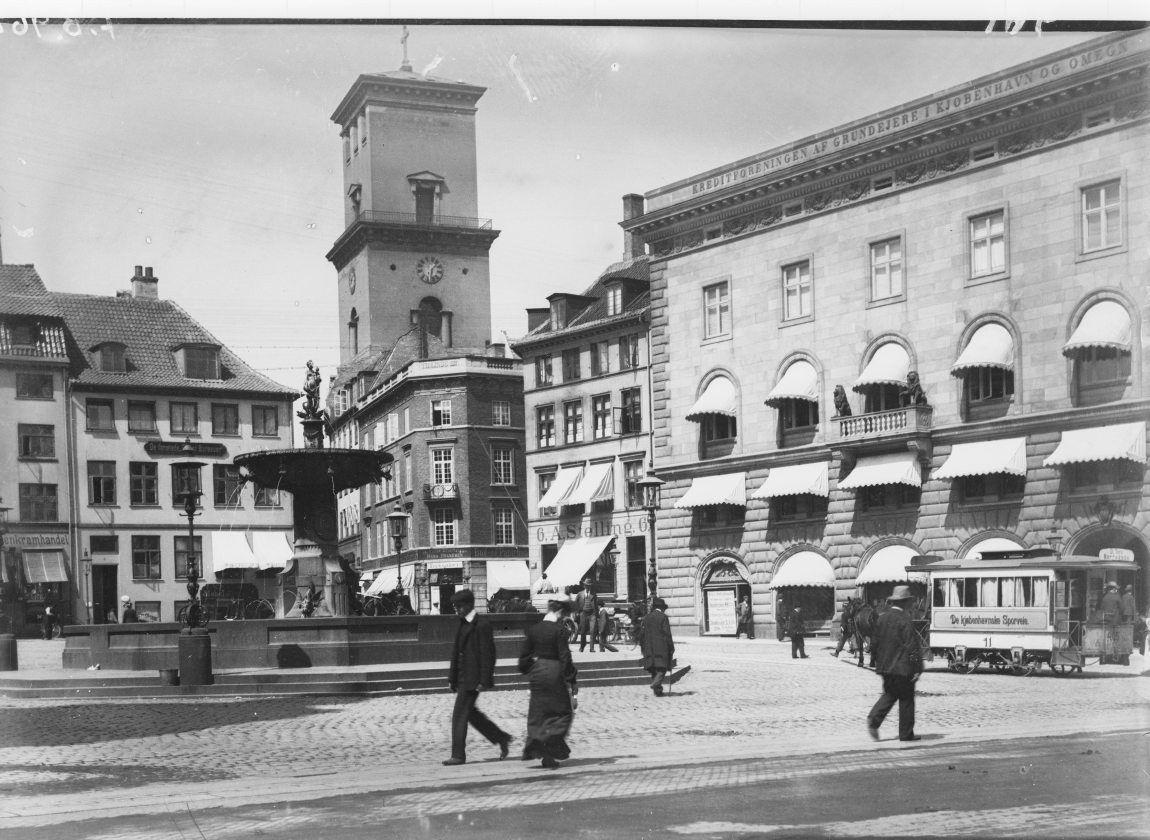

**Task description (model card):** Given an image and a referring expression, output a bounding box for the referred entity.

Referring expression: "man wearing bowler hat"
[866,585,923,743]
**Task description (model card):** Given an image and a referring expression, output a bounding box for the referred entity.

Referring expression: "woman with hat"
[120,596,139,624]
[639,597,675,697]
[517,593,578,769]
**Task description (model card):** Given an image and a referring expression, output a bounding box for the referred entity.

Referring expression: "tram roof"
[909,548,1139,574]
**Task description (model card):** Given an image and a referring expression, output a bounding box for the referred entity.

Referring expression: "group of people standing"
[444,588,676,770]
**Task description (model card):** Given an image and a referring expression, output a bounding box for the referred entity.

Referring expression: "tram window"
[981,578,999,607]
[1033,578,1049,607]
[933,579,946,607]
[962,579,978,607]
[949,578,962,607]
[1000,577,1016,607]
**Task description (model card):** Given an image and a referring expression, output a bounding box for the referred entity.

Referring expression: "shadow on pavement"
[0,761,236,792]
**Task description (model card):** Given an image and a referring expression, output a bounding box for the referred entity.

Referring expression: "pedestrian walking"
[443,589,512,766]
[120,596,139,624]
[736,595,754,639]
[832,597,857,657]
[787,606,809,659]
[518,593,579,769]
[574,580,600,652]
[596,604,617,652]
[866,585,923,743]
[41,606,58,640]
[639,597,675,696]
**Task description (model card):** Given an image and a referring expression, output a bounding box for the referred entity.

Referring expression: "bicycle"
[362,590,416,616]
[243,598,276,620]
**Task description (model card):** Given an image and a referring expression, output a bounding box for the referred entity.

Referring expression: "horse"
[851,603,879,668]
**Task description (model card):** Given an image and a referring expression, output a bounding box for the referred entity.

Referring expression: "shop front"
[1,532,74,636]
[700,558,751,636]
[767,549,835,639]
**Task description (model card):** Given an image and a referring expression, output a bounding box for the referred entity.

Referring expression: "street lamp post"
[80,551,92,624]
[387,502,408,594]
[173,439,206,629]
[636,465,664,603]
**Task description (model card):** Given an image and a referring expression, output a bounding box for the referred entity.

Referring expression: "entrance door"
[92,565,117,624]
[438,583,456,614]
[626,536,647,602]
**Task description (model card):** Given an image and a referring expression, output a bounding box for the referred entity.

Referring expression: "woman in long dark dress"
[518,594,578,769]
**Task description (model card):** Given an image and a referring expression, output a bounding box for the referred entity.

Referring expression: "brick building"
[621,31,1149,638]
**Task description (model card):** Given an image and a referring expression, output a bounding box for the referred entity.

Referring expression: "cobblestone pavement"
[1,636,1147,834]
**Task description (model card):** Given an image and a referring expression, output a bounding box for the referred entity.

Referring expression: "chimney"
[486,341,506,358]
[622,194,646,259]
[526,307,550,332]
[131,265,159,300]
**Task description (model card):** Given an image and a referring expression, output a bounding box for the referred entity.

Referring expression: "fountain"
[234,360,390,618]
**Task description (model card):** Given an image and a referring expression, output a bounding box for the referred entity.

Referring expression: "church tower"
[326,37,500,363]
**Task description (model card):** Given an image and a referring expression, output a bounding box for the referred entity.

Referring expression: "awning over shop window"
[767,551,835,589]
[22,550,68,583]
[750,462,829,500]
[209,532,259,573]
[251,532,293,571]
[856,545,927,585]
[360,570,377,583]
[1043,421,1146,467]
[765,360,819,406]
[963,536,1027,560]
[544,536,616,590]
[674,472,747,509]
[538,465,583,510]
[686,377,738,421]
[852,343,909,392]
[563,461,615,506]
[838,452,922,490]
[486,560,530,593]
[951,323,1014,374]
[934,437,1027,480]
[364,564,414,596]
[1062,300,1131,356]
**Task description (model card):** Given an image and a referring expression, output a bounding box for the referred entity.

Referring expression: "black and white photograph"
[0,8,1147,839]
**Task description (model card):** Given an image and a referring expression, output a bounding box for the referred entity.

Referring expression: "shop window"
[131,535,162,580]
[134,601,161,623]
[771,494,829,522]
[1067,460,1143,495]
[86,399,115,431]
[857,484,920,513]
[958,474,1025,505]
[15,372,53,400]
[127,401,157,434]
[130,462,158,506]
[18,424,54,459]
[19,483,58,521]
[88,461,117,506]
[211,403,239,435]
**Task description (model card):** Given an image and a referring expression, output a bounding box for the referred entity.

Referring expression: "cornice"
[510,310,649,354]
[326,221,501,270]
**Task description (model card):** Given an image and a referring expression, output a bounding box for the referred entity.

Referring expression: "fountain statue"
[234,362,391,618]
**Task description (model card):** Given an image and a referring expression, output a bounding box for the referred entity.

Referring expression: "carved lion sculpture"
[900,370,929,407]
[833,385,853,417]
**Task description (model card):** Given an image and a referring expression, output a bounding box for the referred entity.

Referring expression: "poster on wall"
[705,588,737,635]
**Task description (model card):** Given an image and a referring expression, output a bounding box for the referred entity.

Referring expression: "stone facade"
[624,31,1150,638]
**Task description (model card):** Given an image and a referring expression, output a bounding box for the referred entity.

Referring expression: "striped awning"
[856,545,927,585]
[563,461,615,506]
[1062,300,1131,356]
[209,532,259,573]
[1043,422,1146,467]
[853,343,909,392]
[767,551,835,589]
[934,437,1028,480]
[838,452,922,490]
[765,360,818,406]
[486,560,531,593]
[750,462,829,499]
[674,472,747,509]
[538,465,583,510]
[686,377,738,421]
[22,550,68,584]
[951,323,1014,374]
[544,536,616,590]
[251,532,293,570]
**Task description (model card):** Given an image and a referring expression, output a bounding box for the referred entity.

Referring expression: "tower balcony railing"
[830,404,933,442]
[353,210,493,230]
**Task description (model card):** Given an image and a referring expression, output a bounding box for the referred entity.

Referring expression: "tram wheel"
[1049,663,1081,676]
[950,659,979,674]
[1009,661,1037,677]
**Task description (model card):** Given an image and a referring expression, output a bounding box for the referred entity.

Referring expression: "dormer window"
[172,345,221,380]
[11,322,37,347]
[96,342,126,373]
[550,300,567,330]
[606,285,623,316]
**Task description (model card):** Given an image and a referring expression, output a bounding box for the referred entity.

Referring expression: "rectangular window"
[431,399,452,426]
[184,347,220,380]
[129,462,158,505]
[492,400,512,426]
[535,355,553,387]
[15,372,53,400]
[211,403,239,435]
[620,388,642,434]
[564,400,584,444]
[252,405,278,436]
[1068,460,1143,495]
[18,424,54,459]
[562,348,582,381]
[966,368,1015,404]
[493,508,515,545]
[592,394,613,439]
[969,211,1006,277]
[86,399,115,431]
[169,402,198,435]
[782,261,812,320]
[432,507,456,546]
[702,414,737,442]
[1081,180,1121,253]
[606,285,623,316]
[1077,346,1131,387]
[171,464,202,506]
[703,281,730,338]
[618,334,639,370]
[88,461,117,506]
[538,473,556,517]
[771,494,829,522]
[958,474,1025,505]
[590,341,610,376]
[254,483,280,507]
[18,483,57,521]
[536,406,556,448]
[90,535,118,554]
[869,237,904,301]
[127,401,157,433]
[492,445,514,485]
[403,448,412,493]
[624,460,644,508]
[213,464,244,507]
[131,535,162,580]
[431,448,454,485]
[174,535,202,579]
[780,399,819,431]
[858,484,919,512]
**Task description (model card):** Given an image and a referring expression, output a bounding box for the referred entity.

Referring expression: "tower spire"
[400,25,412,72]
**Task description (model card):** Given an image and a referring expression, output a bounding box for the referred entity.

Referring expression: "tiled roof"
[0,265,63,317]
[54,292,295,395]
[329,327,490,396]
[0,321,68,358]
[515,256,650,346]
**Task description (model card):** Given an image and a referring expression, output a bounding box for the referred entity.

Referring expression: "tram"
[908,548,1137,676]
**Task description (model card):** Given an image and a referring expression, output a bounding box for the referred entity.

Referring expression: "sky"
[0,22,1115,393]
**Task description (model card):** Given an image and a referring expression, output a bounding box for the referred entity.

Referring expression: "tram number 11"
[983,636,993,648]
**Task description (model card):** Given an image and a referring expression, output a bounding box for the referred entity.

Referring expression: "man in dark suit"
[444,589,512,766]
[867,585,924,742]
[574,580,600,652]
[639,597,675,697]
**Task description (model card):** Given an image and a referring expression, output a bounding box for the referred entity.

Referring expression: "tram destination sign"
[932,608,1049,630]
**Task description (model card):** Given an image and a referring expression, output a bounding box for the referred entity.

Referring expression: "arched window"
[1063,299,1132,406]
[686,374,739,459]
[951,322,1015,420]
[765,359,819,447]
[418,297,443,339]
[853,342,909,413]
[348,308,359,355]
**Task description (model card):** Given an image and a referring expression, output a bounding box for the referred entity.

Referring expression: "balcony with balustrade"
[828,404,934,464]
[326,209,501,268]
